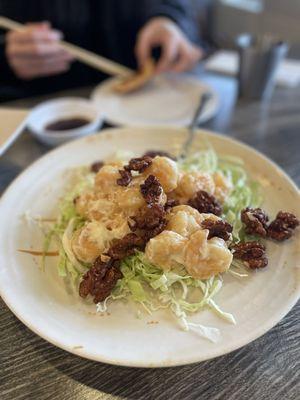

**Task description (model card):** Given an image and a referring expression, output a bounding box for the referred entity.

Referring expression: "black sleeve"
[0,30,24,101]
[143,0,200,43]
[0,32,10,79]
[0,1,30,100]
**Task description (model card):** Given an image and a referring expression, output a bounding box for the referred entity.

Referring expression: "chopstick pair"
[0,16,133,77]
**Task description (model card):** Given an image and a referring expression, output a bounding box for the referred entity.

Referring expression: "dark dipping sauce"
[45,117,91,132]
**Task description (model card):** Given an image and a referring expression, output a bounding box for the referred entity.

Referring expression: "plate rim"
[90,75,219,127]
[0,126,299,368]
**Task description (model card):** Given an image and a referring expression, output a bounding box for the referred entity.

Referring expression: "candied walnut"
[268,220,292,241]
[90,161,104,173]
[232,241,265,259]
[140,175,163,204]
[232,241,268,269]
[130,204,165,230]
[275,211,299,229]
[107,233,145,260]
[165,198,179,211]
[241,207,269,237]
[143,150,176,160]
[129,203,167,240]
[268,211,299,241]
[201,219,233,241]
[124,156,152,173]
[188,190,222,216]
[117,169,132,186]
[246,258,268,269]
[73,195,79,205]
[79,258,122,303]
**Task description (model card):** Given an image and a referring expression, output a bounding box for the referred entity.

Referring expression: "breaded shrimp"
[175,171,215,202]
[144,156,180,193]
[184,230,232,279]
[72,222,105,263]
[213,171,232,203]
[94,164,122,193]
[145,231,188,271]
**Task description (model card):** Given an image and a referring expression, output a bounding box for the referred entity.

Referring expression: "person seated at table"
[0,0,210,101]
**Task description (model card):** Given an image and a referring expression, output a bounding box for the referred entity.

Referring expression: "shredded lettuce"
[42,168,93,280]
[179,147,218,174]
[95,251,235,342]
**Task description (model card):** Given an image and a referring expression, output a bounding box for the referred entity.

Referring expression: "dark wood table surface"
[0,73,299,400]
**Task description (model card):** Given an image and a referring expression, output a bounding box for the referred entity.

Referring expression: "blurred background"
[1,0,300,103]
[194,0,300,58]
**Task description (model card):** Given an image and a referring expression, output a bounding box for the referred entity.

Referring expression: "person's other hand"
[135,17,203,73]
[5,22,74,80]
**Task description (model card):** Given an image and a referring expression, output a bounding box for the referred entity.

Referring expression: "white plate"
[0,127,299,367]
[91,74,219,127]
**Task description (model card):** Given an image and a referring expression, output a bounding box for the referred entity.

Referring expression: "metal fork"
[179,91,212,159]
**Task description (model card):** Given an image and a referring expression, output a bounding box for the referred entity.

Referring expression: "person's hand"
[135,17,203,73]
[5,22,74,80]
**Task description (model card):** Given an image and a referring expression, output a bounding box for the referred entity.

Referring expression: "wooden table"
[0,74,299,400]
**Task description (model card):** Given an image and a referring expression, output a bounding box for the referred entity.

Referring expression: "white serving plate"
[0,127,299,367]
[91,74,219,127]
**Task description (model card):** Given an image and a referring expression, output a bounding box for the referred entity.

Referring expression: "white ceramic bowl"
[27,97,103,146]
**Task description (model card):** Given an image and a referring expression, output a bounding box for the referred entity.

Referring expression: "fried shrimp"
[175,171,215,202]
[144,156,180,193]
[145,231,188,271]
[213,171,233,203]
[184,230,232,279]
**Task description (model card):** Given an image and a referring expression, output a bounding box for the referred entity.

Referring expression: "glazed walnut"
[90,160,104,173]
[201,219,233,241]
[241,207,269,237]
[140,175,163,204]
[164,198,179,211]
[79,258,122,303]
[117,169,132,186]
[116,156,152,187]
[129,203,167,241]
[124,156,152,173]
[267,211,299,241]
[232,241,268,269]
[107,233,145,260]
[188,190,222,216]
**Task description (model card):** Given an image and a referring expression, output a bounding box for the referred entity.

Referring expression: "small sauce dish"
[27,97,103,146]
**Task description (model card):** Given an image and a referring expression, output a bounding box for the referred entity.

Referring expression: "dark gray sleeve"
[0,1,27,93]
[143,0,200,43]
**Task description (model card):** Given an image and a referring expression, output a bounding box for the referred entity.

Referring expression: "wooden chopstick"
[0,16,133,77]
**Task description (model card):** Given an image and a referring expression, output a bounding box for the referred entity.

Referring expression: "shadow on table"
[28,303,297,400]
[37,345,233,400]
[30,335,264,400]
